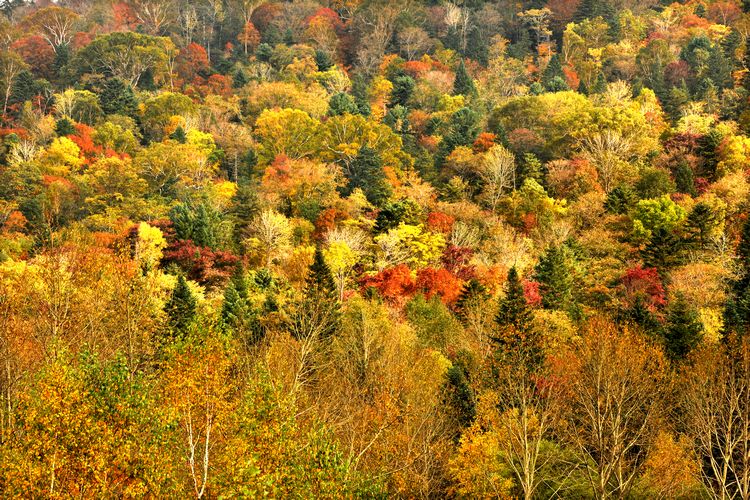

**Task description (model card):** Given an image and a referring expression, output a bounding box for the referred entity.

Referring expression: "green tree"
[664,293,703,361]
[389,75,415,107]
[542,55,566,92]
[343,145,391,207]
[442,361,476,434]
[534,245,575,314]
[327,92,358,117]
[164,275,197,336]
[494,267,542,366]
[291,247,340,343]
[100,77,138,117]
[453,59,476,96]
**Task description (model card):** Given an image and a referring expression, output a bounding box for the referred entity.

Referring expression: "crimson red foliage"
[621,265,666,310]
[162,239,239,287]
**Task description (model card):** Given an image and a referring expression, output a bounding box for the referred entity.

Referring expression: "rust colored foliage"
[11,36,55,80]
[441,245,475,280]
[360,264,416,303]
[472,132,497,154]
[162,239,239,287]
[426,211,455,234]
[415,267,463,305]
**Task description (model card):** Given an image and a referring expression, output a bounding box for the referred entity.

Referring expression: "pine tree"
[221,263,262,345]
[592,72,607,94]
[232,68,248,88]
[494,267,542,366]
[496,267,534,332]
[344,145,392,207]
[620,295,663,338]
[453,59,476,97]
[542,55,566,91]
[578,79,589,95]
[641,227,686,270]
[55,117,76,137]
[100,77,138,117]
[291,247,340,343]
[327,92,358,116]
[442,361,476,434]
[664,293,703,361]
[389,75,415,107]
[454,278,489,324]
[170,125,187,143]
[534,246,575,313]
[9,70,38,106]
[165,275,197,336]
[315,49,333,71]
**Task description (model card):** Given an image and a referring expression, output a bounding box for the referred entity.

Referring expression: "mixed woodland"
[1,0,750,497]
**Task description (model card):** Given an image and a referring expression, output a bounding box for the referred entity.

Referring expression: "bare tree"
[682,340,750,500]
[397,26,433,61]
[480,144,516,212]
[496,361,558,500]
[580,130,635,194]
[22,6,78,53]
[553,318,668,499]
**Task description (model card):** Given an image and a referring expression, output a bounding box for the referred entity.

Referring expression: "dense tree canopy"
[1,0,750,496]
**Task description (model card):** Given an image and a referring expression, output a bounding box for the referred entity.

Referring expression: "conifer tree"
[232,68,248,88]
[165,275,197,336]
[592,72,607,94]
[170,125,187,143]
[389,75,415,107]
[494,267,542,367]
[453,59,476,97]
[442,361,476,433]
[542,55,566,91]
[100,77,138,117]
[327,92,358,117]
[291,247,340,343]
[534,246,575,313]
[344,145,391,207]
[664,293,703,361]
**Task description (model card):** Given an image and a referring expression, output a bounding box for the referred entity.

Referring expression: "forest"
[0,0,750,497]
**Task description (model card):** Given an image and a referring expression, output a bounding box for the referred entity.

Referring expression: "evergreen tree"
[534,246,575,313]
[9,70,38,106]
[389,75,415,107]
[620,295,663,338]
[100,77,138,117]
[351,73,372,116]
[221,263,263,345]
[291,247,340,343]
[495,267,534,332]
[165,275,197,336]
[673,161,697,196]
[641,227,686,271]
[685,201,718,247]
[592,72,607,94]
[454,278,490,324]
[542,55,566,91]
[169,125,187,143]
[664,293,703,361]
[465,26,488,66]
[453,59,476,97]
[315,49,333,71]
[55,117,76,137]
[327,92,358,116]
[578,79,589,95]
[343,145,392,207]
[494,267,542,366]
[442,361,476,434]
[604,185,637,214]
[232,68,248,88]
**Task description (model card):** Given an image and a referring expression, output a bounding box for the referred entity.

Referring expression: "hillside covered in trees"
[2,0,750,497]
